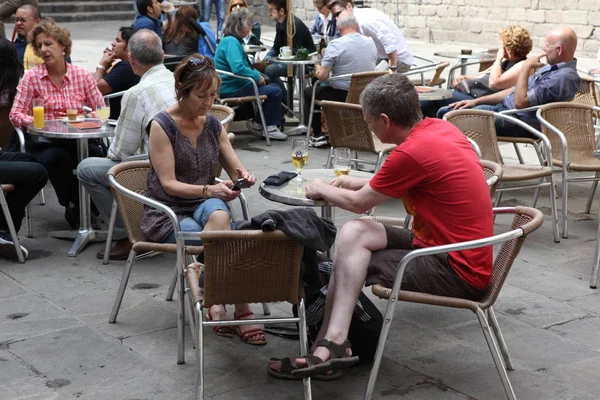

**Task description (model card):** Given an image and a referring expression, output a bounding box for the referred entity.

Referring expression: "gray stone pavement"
[2,19,600,400]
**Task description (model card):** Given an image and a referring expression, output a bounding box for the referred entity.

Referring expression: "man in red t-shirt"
[267,73,493,380]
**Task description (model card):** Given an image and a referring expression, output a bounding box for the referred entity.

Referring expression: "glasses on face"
[15,17,28,23]
[334,10,342,18]
[231,3,244,8]
[187,57,214,70]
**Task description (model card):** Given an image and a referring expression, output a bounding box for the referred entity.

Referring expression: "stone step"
[42,10,135,22]
[40,1,133,13]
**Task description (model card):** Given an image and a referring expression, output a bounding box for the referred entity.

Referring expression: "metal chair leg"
[298,298,313,400]
[560,168,569,239]
[548,174,560,243]
[325,147,334,169]
[177,267,186,365]
[109,250,137,323]
[166,262,178,301]
[512,143,524,164]
[585,172,599,214]
[487,307,514,371]
[0,189,25,263]
[38,189,45,205]
[475,308,516,400]
[195,301,204,399]
[103,200,118,265]
[590,210,600,289]
[262,303,271,316]
[25,203,33,238]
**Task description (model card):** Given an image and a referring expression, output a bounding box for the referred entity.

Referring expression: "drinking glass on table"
[290,138,308,183]
[96,104,110,128]
[333,147,351,176]
[32,98,44,129]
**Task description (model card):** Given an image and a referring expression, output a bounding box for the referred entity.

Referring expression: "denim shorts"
[164,198,233,244]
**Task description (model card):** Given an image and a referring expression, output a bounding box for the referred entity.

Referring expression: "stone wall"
[257,0,600,58]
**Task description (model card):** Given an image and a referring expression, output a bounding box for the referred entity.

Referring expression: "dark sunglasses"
[334,10,343,18]
[187,57,214,70]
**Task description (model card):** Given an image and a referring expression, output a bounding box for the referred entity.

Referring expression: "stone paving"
[2,19,600,400]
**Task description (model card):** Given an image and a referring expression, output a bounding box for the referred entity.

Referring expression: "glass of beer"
[333,147,351,177]
[290,138,308,183]
[32,99,44,129]
[96,104,110,128]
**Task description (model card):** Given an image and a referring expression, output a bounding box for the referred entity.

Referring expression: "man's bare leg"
[269,220,387,372]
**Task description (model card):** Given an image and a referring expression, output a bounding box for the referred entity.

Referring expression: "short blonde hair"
[29,19,72,58]
[500,25,533,60]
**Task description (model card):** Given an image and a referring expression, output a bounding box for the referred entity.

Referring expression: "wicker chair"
[305,71,387,142]
[319,101,396,173]
[0,184,26,263]
[182,230,311,399]
[216,69,271,145]
[536,102,600,239]
[446,58,496,89]
[363,206,544,400]
[407,61,450,87]
[444,109,560,242]
[207,104,235,132]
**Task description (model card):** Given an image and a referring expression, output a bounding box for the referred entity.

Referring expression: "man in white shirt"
[77,29,177,260]
[327,0,413,72]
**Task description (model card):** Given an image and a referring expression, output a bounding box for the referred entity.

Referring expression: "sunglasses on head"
[187,57,214,70]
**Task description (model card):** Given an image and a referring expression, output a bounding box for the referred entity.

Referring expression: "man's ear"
[380,113,391,126]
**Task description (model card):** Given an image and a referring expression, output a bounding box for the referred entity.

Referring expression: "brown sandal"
[267,357,342,381]
[290,339,359,378]
[234,311,267,346]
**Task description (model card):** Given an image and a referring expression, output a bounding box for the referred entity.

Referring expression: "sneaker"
[309,134,330,148]
[246,120,265,137]
[266,125,288,140]
[0,231,28,260]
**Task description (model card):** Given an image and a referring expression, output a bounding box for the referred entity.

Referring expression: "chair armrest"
[495,112,554,168]
[122,154,149,162]
[14,127,26,153]
[103,90,127,101]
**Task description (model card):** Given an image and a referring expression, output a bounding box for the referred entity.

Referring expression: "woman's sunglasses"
[188,57,214,70]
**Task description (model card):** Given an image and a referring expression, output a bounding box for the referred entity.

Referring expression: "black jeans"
[0,151,48,233]
[26,138,104,208]
[303,85,348,136]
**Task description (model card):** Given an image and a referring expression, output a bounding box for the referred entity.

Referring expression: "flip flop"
[234,311,267,346]
[290,339,359,378]
[267,358,342,381]
[206,306,234,338]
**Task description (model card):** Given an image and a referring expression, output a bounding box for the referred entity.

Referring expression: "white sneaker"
[265,126,288,140]
[246,120,265,137]
[0,234,29,260]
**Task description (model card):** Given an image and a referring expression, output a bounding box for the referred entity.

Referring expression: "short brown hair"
[174,54,221,103]
[29,19,72,58]
[500,25,533,60]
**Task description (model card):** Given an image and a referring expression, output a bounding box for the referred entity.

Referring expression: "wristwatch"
[96,65,106,71]
[389,65,398,71]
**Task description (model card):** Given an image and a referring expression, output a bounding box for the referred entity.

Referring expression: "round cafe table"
[259,168,373,221]
[27,119,116,257]
[416,86,453,101]
[434,51,496,75]
[271,56,317,136]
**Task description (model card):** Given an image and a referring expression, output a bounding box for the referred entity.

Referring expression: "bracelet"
[96,64,106,71]
[202,184,209,198]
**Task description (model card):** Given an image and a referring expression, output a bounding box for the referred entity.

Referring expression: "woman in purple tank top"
[141,54,266,346]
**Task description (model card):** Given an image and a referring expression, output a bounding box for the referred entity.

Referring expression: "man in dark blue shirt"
[133,0,169,40]
[12,4,41,68]
[439,26,580,139]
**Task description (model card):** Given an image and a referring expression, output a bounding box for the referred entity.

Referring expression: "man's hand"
[448,99,478,110]
[258,75,266,86]
[330,175,365,191]
[305,179,328,199]
[160,1,174,12]
[524,53,547,70]
[99,47,114,69]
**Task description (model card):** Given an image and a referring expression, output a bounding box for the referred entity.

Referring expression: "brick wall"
[259,0,600,58]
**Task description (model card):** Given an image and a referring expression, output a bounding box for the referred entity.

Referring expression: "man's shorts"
[365,225,485,300]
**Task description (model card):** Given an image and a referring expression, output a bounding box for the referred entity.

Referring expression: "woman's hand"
[448,99,477,110]
[452,74,467,88]
[236,168,256,187]
[208,182,240,202]
[258,74,266,86]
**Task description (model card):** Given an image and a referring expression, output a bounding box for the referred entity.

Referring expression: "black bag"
[456,74,496,98]
[295,254,383,365]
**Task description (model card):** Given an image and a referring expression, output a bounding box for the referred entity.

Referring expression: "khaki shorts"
[365,226,485,300]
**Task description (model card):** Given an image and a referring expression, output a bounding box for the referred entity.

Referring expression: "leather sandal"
[233,311,267,346]
[290,339,359,378]
[207,306,234,338]
[266,357,342,381]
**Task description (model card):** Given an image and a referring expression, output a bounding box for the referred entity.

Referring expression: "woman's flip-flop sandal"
[234,311,267,346]
[290,339,359,378]
[266,358,342,381]
[206,306,234,338]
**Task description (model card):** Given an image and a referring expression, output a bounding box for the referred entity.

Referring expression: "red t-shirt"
[369,118,494,290]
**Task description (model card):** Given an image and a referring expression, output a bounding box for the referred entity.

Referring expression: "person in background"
[327,0,413,73]
[12,4,42,69]
[93,26,140,120]
[163,6,199,56]
[9,20,105,229]
[141,54,266,345]
[0,0,37,38]
[304,10,376,148]
[0,37,48,260]
[215,8,286,141]
[310,0,338,39]
[439,26,580,139]
[263,0,316,100]
[134,0,172,40]
[226,0,261,46]
[420,25,533,118]
[200,0,225,39]
[79,29,176,260]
